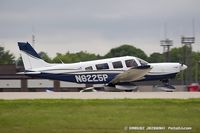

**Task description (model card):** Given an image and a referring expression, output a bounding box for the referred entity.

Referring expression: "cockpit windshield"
[137,58,148,66]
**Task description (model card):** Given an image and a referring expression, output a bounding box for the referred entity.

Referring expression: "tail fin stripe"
[18,42,41,59]
[21,51,40,60]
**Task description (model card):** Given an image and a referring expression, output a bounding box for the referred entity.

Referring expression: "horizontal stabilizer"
[17,71,41,75]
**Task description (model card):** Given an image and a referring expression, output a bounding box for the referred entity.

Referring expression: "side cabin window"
[125,59,138,68]
[85,66,93,71]
[112,61,123,68]
[96,63,109,70]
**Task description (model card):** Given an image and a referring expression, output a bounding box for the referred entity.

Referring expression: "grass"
[0,99,199,133]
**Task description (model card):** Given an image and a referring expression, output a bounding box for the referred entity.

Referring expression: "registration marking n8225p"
[75,74,108,83]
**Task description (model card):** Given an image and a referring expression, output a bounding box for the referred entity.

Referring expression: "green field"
[0,99,199,133]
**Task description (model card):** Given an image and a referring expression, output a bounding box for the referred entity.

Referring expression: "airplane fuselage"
[26,56,186,84]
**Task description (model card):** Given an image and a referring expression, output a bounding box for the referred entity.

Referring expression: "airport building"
[0,64,86,92]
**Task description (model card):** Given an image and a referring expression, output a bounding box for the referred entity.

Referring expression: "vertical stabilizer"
[18,42,50,70]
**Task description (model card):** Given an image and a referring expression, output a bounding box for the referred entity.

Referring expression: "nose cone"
[180,64,187,70]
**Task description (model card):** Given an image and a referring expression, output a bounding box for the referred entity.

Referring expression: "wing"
[110,65,151,84]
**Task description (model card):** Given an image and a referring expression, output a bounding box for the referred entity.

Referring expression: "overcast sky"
[1,0,200,58]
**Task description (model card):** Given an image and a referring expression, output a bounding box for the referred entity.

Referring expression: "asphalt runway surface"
[0,92,200,99]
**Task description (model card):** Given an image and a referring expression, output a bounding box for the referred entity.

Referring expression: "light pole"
[160,39,173,62]
[181,36,195,84]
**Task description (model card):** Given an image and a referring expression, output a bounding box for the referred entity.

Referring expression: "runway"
[0,92,200,99]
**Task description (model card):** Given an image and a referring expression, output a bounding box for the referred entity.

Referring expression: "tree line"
[1,44,200,81]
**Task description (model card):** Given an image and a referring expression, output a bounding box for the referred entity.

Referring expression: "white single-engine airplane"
[18,42,187,91]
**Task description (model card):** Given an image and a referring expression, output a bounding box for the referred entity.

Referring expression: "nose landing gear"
[154,79,175,92]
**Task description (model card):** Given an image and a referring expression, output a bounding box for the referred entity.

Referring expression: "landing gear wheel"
[125,90,133,92]
[154,79,176,92]
[161,79,176,90]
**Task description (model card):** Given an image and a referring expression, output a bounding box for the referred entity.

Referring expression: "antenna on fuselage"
[57,57,64,64]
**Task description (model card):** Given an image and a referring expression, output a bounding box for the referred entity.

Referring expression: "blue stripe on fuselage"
[141,73,177,81]
[27,72,119,84]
